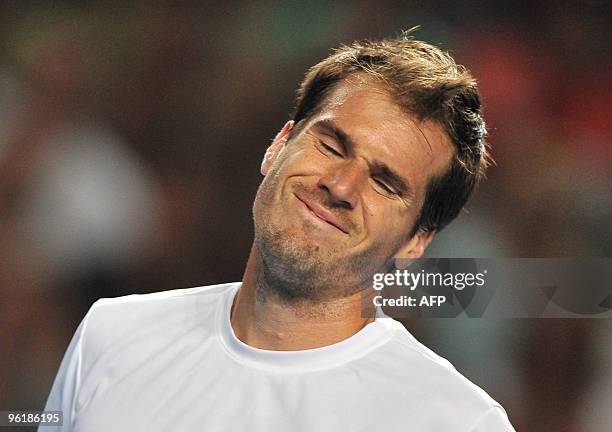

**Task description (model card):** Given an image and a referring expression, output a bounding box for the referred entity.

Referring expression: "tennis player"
[41,35,515,431]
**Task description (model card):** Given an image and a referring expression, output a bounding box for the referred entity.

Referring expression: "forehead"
[315,75,454,196]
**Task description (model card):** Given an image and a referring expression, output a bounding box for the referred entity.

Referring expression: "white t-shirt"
[41,282,515,431]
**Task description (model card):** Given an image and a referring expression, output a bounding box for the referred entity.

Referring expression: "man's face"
[253,75,453,301]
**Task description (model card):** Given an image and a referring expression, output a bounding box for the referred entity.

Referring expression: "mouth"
[294,192,349,235]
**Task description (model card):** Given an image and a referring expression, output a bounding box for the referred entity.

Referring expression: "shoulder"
[370,317,513,429]
[88,282,236,318]
[80,282,238,360]
[41,282,239,429]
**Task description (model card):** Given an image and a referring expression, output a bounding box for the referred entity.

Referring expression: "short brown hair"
[291,33,490,236]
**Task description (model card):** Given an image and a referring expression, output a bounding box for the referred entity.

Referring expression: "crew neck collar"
[216,283,393,373]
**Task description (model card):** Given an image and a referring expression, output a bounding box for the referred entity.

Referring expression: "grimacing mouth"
[293,192,350,235]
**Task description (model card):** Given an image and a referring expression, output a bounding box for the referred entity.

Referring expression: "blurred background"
[0,1,610,431]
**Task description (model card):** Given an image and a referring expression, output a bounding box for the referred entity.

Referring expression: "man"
[41,35,515,431]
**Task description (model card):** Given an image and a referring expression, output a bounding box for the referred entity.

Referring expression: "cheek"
[273,145,320,176]
[256,147,319,206]
[367,200,417,242]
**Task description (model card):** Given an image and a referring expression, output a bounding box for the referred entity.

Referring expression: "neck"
[231,245,376,351]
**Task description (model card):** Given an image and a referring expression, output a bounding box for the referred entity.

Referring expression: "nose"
[317,161,367,209]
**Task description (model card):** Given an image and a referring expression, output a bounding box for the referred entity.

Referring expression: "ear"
[261,120,294,176]
[393,230,435,267]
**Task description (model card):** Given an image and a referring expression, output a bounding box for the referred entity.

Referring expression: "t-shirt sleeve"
[469,406,516,432]
[38,311,90,432]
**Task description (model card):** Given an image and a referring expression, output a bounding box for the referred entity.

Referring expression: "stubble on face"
[251,76,450,306]
[253,165,395,305]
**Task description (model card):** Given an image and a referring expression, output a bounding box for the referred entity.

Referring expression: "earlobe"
[260,120,294,176]
[394,230,435,265]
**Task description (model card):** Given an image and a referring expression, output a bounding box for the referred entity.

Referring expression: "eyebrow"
[313,119,414,198]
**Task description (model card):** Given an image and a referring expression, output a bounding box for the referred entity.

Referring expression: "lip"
[294,192,349,235]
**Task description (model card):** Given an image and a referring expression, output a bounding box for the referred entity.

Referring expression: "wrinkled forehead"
[313,74,455,193]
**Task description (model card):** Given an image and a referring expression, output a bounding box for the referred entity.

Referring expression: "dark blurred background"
[0,1,610,431]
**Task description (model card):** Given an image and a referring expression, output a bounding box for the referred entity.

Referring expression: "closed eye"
[373,178,398,195]
[320,141,344,157]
